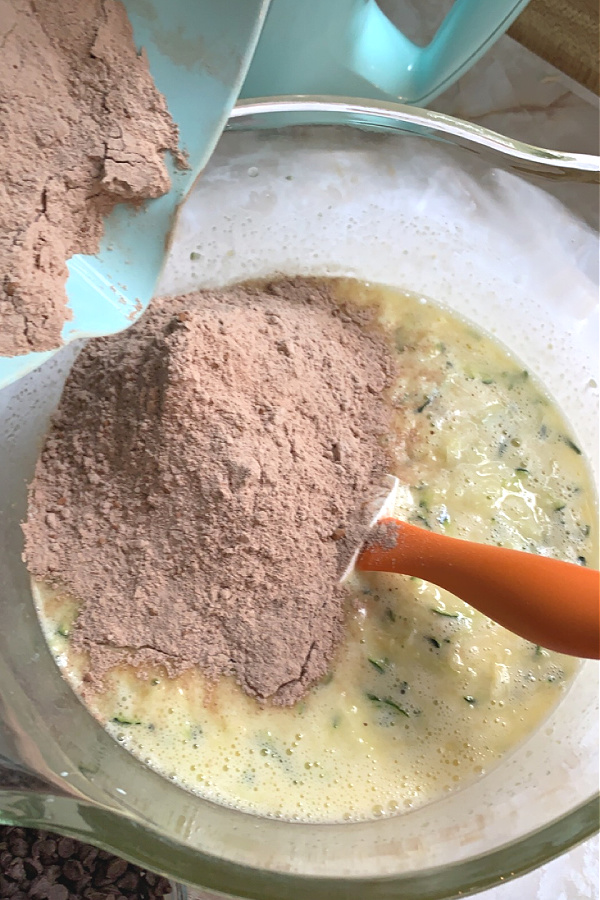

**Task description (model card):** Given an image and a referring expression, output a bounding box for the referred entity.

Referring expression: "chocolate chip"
[57,838,76,859]
[92,867,113,889]
[62,858,85,881]
[29,874,54,897]
[0,873,19,896]
[33,839,57,865]
[154,876,172,896]
[116,870,138,892]
[7,857,26,880]
[1,827,172,900]
[23,857,44,877]
[8,837,29,858]
[74,873,93,893]
[105,857,128,881]
[79,847,98,869]
[45,863,63,883]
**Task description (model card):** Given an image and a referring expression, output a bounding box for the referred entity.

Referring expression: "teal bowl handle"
[351,0,531,104]
[420,0,531,102]
[242,0,530,105]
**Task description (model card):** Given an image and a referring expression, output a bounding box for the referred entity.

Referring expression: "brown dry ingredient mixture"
[0,0,182,357]
[24,278,396,704]
[363,518,400,553]
[0,826,172,900]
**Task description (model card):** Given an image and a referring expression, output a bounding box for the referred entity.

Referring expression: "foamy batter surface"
[33,281,596,823]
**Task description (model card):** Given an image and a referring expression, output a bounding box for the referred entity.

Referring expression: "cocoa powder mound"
[0,0,181,357]
[24,278,396,704]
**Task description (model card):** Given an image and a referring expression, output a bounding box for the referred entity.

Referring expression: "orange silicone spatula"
[354,478,600,659]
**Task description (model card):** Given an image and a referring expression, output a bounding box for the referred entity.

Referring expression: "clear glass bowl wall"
[0,99,598,900]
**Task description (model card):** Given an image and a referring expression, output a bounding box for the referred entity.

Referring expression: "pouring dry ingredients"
[24,277,597,822]
[0,0,184,358]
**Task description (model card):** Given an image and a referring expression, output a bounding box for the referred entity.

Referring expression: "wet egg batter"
[33,280,597,822]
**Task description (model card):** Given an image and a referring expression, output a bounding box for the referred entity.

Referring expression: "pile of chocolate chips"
[0,827,172,900]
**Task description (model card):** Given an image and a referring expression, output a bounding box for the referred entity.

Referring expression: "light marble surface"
[382,0,600,234]
[188,20,600,900]
[477,833,600,900]
[432,37,599,158]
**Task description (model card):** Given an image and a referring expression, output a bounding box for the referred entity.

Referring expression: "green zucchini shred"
[411,514,432,530]
[560,435,582,455]
[259,740,287,765]
[366,693,409,717]
[416,395,434,413]
[368,658,387,674]
[505,369,528,390]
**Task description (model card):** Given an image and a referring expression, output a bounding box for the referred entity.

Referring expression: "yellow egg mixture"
[33,281,597,823]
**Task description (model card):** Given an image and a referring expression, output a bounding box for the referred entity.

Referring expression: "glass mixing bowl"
[1,98,598,900]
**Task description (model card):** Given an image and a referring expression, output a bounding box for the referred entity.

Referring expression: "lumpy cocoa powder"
[24,278,395,704]
[0,0,181,356]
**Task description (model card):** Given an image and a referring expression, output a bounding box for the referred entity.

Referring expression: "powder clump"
[0,0,182,356]
[24,278,396,704]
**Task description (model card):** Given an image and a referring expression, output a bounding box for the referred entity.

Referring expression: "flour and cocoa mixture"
[24,278,395,704]
[0,0,182,357]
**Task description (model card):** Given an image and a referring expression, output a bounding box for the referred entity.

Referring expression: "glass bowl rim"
[2,95,598,900]
[226,94,600,183]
